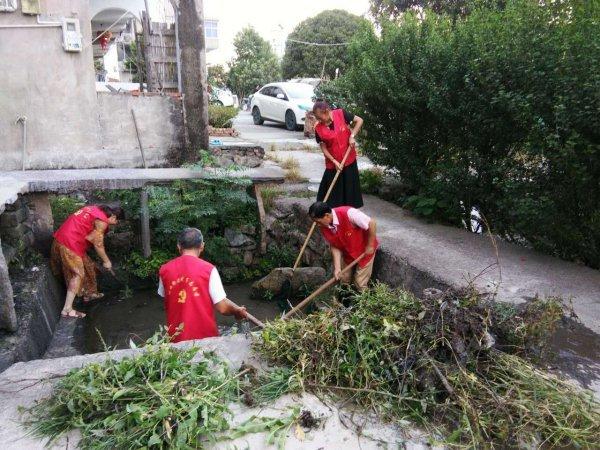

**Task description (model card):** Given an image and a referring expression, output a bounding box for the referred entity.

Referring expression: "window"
[204,19,218,39]
[260,86,274,97]
[273,87,287,100]
[0,0,17,12]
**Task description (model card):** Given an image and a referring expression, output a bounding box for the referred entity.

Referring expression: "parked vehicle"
[250,82,315,131]
[288,77,321,88]
[210,86,238,107]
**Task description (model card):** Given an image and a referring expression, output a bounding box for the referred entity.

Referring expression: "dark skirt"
[317,160,363,208]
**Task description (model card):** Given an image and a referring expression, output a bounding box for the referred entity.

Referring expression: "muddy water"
[85,282,281,353]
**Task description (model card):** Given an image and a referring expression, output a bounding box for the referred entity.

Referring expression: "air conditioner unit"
[0,0,17,12]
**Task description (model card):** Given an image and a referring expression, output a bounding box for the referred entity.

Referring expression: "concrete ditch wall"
[0,265,64,372]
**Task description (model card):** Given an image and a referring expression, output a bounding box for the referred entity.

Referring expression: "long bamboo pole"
[292,144,355,270]
[283,252,365,320]
[238,308,265,328]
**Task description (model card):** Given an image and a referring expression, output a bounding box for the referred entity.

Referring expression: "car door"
[257,86,275,119]
[271,87,289,123]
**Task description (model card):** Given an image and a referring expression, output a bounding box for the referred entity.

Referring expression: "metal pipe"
[15,116,27,171]
[173,4,183,93]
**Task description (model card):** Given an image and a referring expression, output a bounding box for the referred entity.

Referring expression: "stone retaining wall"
[0,195,34,266]
[266,196,452,296]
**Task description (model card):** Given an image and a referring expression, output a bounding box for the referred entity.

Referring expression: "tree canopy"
[281,10,370,80]
[207,64,228,87]
[369,0,505,20]
[227,27,281,99]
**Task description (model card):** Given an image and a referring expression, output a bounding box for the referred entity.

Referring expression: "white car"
[251,82,314,131]
[211,86,238,107]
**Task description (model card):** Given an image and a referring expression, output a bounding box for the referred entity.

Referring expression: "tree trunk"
[176,0,210,159]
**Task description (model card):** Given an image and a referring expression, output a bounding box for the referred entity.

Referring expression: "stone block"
[0,207,29,228]
[243,250,254,267]
[1,243,16,265]
[3,196,24,212]
[0,222,31,242]
[224,228,256,248]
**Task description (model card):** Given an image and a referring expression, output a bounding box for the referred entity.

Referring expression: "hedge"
[321,0,600,268]
[208,105,238,128]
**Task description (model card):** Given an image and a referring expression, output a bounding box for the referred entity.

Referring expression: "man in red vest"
[308,201,379,291]
[158,227,248,343]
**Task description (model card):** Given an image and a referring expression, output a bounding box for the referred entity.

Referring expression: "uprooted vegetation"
[256,283,600,448]
[26,333,302,450]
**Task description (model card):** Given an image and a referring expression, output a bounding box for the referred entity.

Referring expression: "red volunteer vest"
[53,206,109,257]
[319,206,378,268]
[159,255,218,343]
[315,109,357,170]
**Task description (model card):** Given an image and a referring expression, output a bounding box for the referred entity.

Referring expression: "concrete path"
[361,195,600,335]
[0,335,435,450]
[233,111,319,150]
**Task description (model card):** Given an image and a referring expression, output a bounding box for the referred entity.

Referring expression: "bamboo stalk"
[292,144,355,270]
[283,252,366,320]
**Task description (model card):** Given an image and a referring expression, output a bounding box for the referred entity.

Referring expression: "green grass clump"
[27,334,298,449]
[256,283,600,448]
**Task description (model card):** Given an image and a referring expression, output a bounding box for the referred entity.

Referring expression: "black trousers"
[316,160,363,208]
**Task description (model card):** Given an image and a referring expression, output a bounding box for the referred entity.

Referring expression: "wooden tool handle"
[283,252,366,320]
[228,300,265,328]
[292,144,355,270]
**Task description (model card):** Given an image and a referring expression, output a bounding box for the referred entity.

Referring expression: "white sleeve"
[157,278,165,297]
[209,267,227,304]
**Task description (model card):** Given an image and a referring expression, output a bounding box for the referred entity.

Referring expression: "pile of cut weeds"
[26,334,300,449]
[256,283,600,448]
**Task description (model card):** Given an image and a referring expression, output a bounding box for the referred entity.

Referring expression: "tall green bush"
[321,0,600,268]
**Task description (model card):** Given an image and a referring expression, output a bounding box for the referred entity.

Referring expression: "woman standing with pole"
[313,101,364,208]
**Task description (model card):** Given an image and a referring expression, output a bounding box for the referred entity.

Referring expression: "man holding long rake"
[308,201,378,291]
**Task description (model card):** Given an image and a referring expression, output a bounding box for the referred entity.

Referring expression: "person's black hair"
[308,201,332,219]
[312,101,331,113]
[177,227,204,249]
[98,204,124,219]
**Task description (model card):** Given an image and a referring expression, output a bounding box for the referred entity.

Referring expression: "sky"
[201,0,372,65]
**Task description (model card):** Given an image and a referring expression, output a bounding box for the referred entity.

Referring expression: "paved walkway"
[360,195,600,335]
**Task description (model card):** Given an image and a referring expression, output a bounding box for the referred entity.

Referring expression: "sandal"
[61,309,86,319]
[83,293,105,303]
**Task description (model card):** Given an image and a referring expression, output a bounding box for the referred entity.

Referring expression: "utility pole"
[174,0,210,158]
[142,0,156,92]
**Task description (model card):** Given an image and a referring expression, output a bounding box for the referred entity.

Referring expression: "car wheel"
[252,106,264,125]
[285,110,297,131]
[214,100,223,106]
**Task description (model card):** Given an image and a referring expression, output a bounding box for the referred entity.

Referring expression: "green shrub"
[208,105,238,128]
[125,250,172,280]
[320,0,600,268]
[359,167,384,195]
[49,195,84,229]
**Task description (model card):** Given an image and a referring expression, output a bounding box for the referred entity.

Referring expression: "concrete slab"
[0,179,28,215]
[0,167,285,196]
[0,335,434,450]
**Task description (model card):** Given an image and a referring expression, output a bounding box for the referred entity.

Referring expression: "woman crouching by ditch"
[50,204,122,319]
[313,101,364,208]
